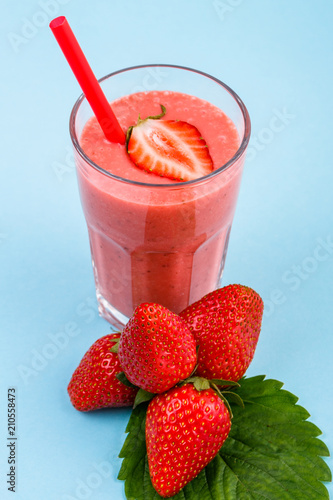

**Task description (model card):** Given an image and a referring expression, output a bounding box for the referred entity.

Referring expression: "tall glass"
[70,65,250,329]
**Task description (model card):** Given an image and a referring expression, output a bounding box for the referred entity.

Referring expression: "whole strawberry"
[146,383,231,497]
[180,284,264,381]
[68,333,138,411]
[117,303,196,394]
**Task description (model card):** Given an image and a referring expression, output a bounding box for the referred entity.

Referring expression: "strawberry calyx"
[112,330,244,414]
[115,369,245,415]
[180,375,244,418]
[115,371,156,408]
[115,371,138,389]
[109,336,120,353]
[125,105,167,149]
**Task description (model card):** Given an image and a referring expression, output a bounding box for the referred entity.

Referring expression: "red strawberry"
[117,303,197,394]
[179,284,264,381]
[146,383,231,497]
[126,105,214,182]
[67,333,137,411]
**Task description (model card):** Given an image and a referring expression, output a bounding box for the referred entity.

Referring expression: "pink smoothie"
[75,90,244,322]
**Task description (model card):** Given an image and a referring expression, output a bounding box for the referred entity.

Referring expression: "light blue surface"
[1,1,332,498]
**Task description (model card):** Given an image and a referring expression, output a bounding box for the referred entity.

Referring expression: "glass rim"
[69,63,251,188]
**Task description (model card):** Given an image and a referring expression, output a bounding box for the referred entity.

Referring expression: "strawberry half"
[117,303,197,394]
[146,383,231,497]
[126,105,214,181]
[180,284,264,381]
[67,333,138,411]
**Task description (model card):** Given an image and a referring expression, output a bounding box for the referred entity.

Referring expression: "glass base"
[96,290,129,330]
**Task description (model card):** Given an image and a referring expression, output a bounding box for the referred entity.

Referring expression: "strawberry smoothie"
[71,66,250,328]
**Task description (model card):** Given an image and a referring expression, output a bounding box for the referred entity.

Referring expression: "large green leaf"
[117,375,331,499]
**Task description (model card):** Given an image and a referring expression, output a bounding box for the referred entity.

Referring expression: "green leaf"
[186,376,211,391]
[133,389,155,409]
[118,403,147,500]
[222,390,245,408]
[117,375,331,499]
[210,379,240,388]
[116,372,138,389]
[110,337,120,353]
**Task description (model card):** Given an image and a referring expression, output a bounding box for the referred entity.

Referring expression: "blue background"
[1,1,332,498]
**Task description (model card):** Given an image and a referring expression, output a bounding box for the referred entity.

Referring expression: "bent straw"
[50,16,125,144]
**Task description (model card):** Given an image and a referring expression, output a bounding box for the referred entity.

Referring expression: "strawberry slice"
[126,105,214,181]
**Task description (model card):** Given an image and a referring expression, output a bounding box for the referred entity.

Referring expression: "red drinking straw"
[49,16,125,144]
